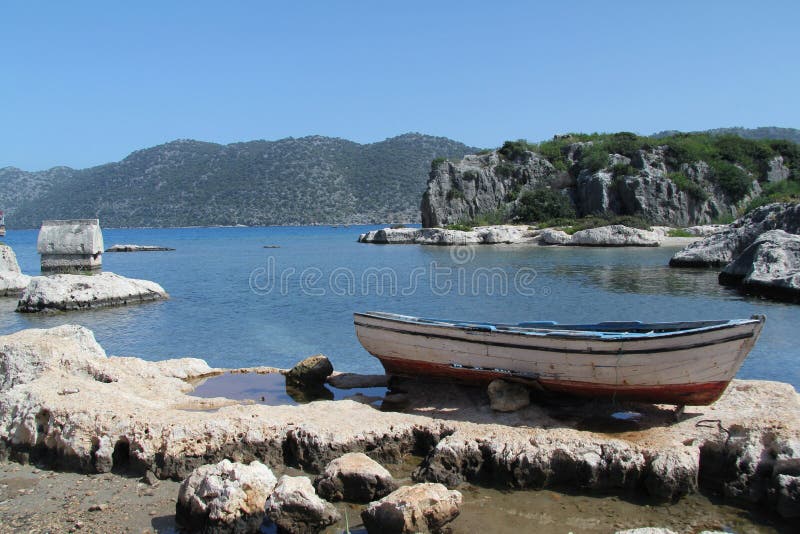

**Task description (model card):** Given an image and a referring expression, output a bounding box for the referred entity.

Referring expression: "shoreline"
[1,325,798,530]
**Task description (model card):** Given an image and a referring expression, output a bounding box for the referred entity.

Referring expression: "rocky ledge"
[0,243,31,297]
[0,325,798,519]
[16,272,169,313]
[105,244,175,252]
[360,224,704,248]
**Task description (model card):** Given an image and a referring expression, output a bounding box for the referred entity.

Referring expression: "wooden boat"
[353,312,766,405]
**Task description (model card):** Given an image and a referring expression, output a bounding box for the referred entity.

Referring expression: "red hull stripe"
[377,355,730,406]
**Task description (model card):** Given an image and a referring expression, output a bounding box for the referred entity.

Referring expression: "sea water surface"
[1,225,798,387]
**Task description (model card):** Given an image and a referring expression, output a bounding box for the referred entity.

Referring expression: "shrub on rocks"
[314,452,397,503]
[361,483,462,534]
[176,459,277,534]
[265,475,340,534]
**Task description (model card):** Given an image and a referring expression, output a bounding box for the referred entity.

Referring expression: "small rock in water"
[361,483,462,534]
[265,475,340,533]
[286,354,334,388]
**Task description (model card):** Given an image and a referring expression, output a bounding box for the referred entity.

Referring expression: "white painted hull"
[354,312,765,405]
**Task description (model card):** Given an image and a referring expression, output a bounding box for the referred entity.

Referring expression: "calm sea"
[1,225,797,388]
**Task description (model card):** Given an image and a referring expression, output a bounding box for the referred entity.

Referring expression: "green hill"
[0,133,477,228]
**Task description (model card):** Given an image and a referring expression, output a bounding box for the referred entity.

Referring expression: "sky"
[1,0,798,170]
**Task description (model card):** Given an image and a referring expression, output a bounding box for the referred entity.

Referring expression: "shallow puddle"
[188,372,388,406]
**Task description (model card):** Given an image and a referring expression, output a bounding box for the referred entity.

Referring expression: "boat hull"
[354,312,765,405]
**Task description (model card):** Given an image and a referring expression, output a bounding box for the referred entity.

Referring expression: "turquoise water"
[1,226,797,387]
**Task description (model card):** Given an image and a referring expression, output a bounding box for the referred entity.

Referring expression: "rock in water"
[176,459,277,534]
[16,272,169,312]
[670,203,800,267]
[487,379,530,412]
[105,244,175,252]
[265,475,340,534]
[0,243,32,296]
[361,483,462,534]
[314,452,397,503]
[286,354,334,388]
[0,243,22,272]
[718,229,800,301]
[569,225,660,247]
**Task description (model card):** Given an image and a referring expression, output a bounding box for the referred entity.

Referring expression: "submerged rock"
[175,459,277,533]
[314,452,397,503]
[718,229,800,301]
[361,483,462,534]
[265,475,340,534]
[105,244,175,252]
[286,355,334,388]
[16,272,168,312]
[487,379,530,412]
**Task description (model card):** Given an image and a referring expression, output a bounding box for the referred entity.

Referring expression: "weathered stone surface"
[775,474,800,518]
[685,224,729,237]
[359,225,537,245]
[487,379,530,412]
[286,354,334,388]
[361,483,462,534]
[105,244,175,252]
[615,529,677,534]
[539,228,572,245]
[176,459,277,533]
[0,243,22,273]
[314,452,396,503]
[644,448,699,500]
[0,270,31,297]
[265,475,339,534]
[37,219,104,272]
[670,203,800,267]
[570,225,660,247]
[1,326,798,519]
[326,373,388,389]
[16,272,168,312]
[767,155,791,183]
[718,229,800,301]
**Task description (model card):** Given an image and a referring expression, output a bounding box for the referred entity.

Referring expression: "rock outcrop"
[37,219,104,272]
[175,459,277,533]
[105,244,175,252]
[0,243,30,297]
[420,145,753,229]
[314,452,397,503]
[1,325,799,519]
[670,203,800,267]
[265,475,340,534]
[360,483,462,534]
[718,230,800,301]
[16,272,168,312]
[359,225,537,245]
[569,225,660,247]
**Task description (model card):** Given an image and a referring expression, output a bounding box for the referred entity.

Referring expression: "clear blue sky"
[1,0,798,170]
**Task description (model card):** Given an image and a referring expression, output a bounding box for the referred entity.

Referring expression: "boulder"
[487,379,530,412]
[670,203,800,267]
[767,155,791,183]
[16,272,169,312]
[539,228,572,245]
[718,229,800,301]
[361,483,462,534]
[0,270,31,297]
[0,243,22,273]
[105,244,175,252]
[176,459,278,533]
[358,225,537,245]
[314,452,397,503]
[569,225,660,247]
[285,354,334,388]
[644,447,699,500]
[775,474,800,518]
[265,475,340,534]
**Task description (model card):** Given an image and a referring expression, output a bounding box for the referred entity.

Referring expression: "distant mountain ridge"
[652,126,800,144]
[0,133,477,229]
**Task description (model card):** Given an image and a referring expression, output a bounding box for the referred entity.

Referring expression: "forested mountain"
[652,127,800,144]
[0,134,476,228]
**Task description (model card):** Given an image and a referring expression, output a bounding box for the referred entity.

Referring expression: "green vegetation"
[667,172,709,201]
[540,214,654,234]
[498,139,537,161]
[462,170,479,180]
[513,188,575,223]
[746,180,800,212]
[667,228,695,237]
[445,223,473,231]
[446,188,465,201]
[611,162,636,178]
[448,208,510,230]
[431,157,448,170]
[494,162,516,178]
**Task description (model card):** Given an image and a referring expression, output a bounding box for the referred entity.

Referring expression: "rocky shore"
[105,244,175,252]
[359,224,713,247]
[1,324,798,530]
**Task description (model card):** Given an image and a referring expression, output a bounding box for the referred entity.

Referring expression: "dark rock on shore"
[718,229,800,301]
[670,203,800,267]
[286,354,334,388]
